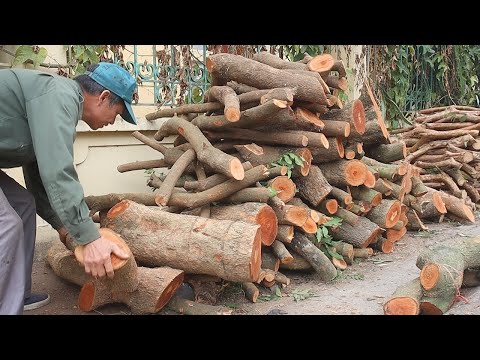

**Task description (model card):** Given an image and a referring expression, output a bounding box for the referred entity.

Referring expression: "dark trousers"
[0,170,37,315]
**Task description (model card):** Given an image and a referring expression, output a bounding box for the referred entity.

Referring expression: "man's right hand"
[82,236,130,279]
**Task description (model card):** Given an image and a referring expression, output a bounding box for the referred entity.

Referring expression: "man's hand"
[82,236,130,279]
[57,226,69,245]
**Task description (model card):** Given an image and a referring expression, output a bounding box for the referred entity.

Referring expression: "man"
[0,62,136,315]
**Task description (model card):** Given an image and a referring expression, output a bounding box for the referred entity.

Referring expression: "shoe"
[23,293,51,311]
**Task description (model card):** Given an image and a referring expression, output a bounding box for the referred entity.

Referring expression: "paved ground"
[26,218,480,316]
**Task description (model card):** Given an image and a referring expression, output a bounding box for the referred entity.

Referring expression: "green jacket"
[0,68,100,245]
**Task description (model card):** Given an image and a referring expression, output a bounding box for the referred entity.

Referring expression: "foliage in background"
[368,45,480,130]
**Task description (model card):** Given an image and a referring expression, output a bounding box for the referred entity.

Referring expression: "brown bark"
[334,207,360,226]
[261,248,280,272]
[329,186,353,207]
[184,162,254,192]
[276,224,295,244]
[221,187,271,204]
[205,128,308,147]
[406,210,428,231]
[227,81,258,94]
[207,53,329,105]
[349,186,382,206]
[353,247,373,259]
[85,193,158,215]
[439,192,475,222]
[271,240,294,264]
[209,202,278,246]
[241,282,259,303]
[321,119,351,138]
[253,51,310,71]
[105,200,262,282]
[279,251,313,271]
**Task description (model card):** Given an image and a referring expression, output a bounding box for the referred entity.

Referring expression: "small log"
[366,199,402,229]
[271,240,294,264]
[279,251,313,271]
[204,128,309,147]
[331,216,383,248]
[321,119,351,137]
[299,216,318,234]
[295,165,333,207]
[366,142,406,163]
[353,247,374,259]
[329,186,353,207]
[317,199,339,215]
[276,225,294,244]
[372,237,395,253]
[287,197,321,223]
[274,271,291,286]
[309,138,345,163]
[349,186,382,207]
[333,207,360,226]
[287,233,337,282]
[321,99,366,135]
[411,176,428,197]
[241,282,260,303]
[226,81,258,94]
[204,85,241,122]
[320,159,368,187]
[221,187,271,204]
[117,159,167,173]
[269,200,309,227]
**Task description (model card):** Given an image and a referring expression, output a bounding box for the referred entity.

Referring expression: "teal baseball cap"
[85,62,137,124]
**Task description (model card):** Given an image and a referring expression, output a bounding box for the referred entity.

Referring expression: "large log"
[383,278,422,315]
[331,216,383,248]
[207,53,329,105]
[321,99,366,135]
[104,200,262,283]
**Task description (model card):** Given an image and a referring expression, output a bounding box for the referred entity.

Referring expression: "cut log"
[366,142,406,163]
[276,225,295,244]
[221,187,271,204]
[268,196,309,227]
[287,197,321,223]
[320,160,368,187]
[209,202,278,246]
[349,186,382,207]
[253,51,310,71]
[333,207,360,226]
[439,192,475,222]
[79,266,184,314]
[366,199,402,229]
[279,251,313,271]
[207,53,329,105]
[205,128,309,147]
[331,216,383,248]
[309,138,345,163]
[117,159,167,173]
[384,278,422,315]
[322,119,351,138]
[268,176,296,203]
[406,210,429,231]
[329,186,353,207]
[353,247,374,259]
[295,165,333,207]
[321,99,366,135]
[241,282,259,303]
[271,240,294,264]
[261,248,280,272]
[307,53,335,73]
[105,200,262,283]
[287,233,337,282]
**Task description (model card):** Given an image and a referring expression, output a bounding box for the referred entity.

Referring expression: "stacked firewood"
[392,105,480,223]
[47,53,475,314]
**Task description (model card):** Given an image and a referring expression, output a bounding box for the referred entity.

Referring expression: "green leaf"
[12,45,35,66]
[283,156,292,165]
[323,217,343,227]
[267,186,278,198]
[275,286,282,297]
[287,169,292,178]
[315,228,323,242]
[321,226,329,238]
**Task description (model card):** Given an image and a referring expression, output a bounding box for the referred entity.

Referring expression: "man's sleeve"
[25,88,100,245]
[23,161,64,230]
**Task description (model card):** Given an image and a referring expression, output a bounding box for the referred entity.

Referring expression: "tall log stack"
[49,52,478,314]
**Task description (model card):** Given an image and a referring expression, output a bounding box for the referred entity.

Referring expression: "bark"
[271,240,294,264]
[241,282,259,303]
[205,128,308,147]
[331,216,383,248]
[295,165,333,207]
[276,225,294,244]
[309,138,345,163]
[321,99,366,135]
[117,159,167,173]
[204,86,241,121]
[366,142,406,163]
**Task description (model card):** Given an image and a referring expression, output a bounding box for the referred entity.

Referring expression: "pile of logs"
[393,105,480,223]
[48,52,477,315]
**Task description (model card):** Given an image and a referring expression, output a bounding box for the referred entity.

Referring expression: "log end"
[352,99,366,135]
[432,192,447,214]
[420,263,440,291]
[74,228,131,271]
[308,54,335,73]
[107,199,130,219]
[385,201,402,228]
[363,171,377,189]
[78,282,96,312]
[296,148,312,176]
[155,271,185,312]
[270,176,296,203]
[325,199,338,214]
[257,205,279,246]
[345,160,368,186]
[344,123,351,138]
[230,158,246,180]
[336,138,345,158]
[225,108,241,122]
[384,297,420,315]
